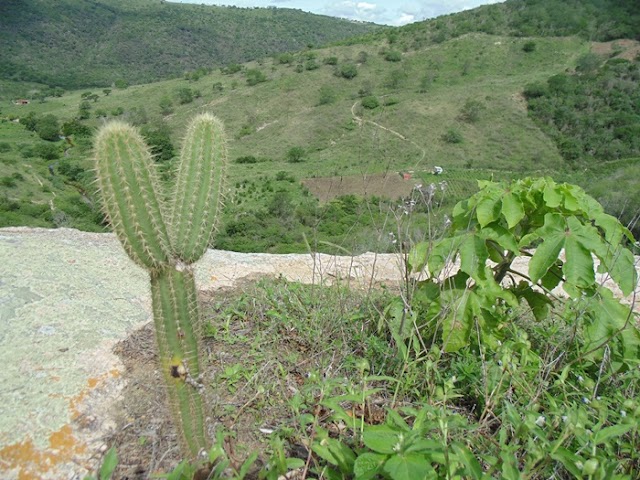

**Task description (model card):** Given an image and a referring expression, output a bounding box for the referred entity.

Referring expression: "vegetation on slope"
[351,0,640,52]
[0,0,379,90]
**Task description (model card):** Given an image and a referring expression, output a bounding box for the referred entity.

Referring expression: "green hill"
[0,0,379,91]
[1,0,639,252]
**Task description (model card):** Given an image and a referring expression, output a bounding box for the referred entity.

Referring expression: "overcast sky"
[169,1,506,26]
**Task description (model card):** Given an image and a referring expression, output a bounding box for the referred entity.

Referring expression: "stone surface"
[0,227,405,479]
[0,227,638,479]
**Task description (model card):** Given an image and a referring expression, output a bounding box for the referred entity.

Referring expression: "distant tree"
[77,101,92,120]
[36,115,60,141]
[102,88,112,96]
[318,85,336,105]
[81,91,93,99]
[357,51,368,64]
[358,81,373,98]
[87,94,99,103]
[361,96,379,109]
[141,123,174,162]
[114,79,129,89]
[522,41,536,52]
[458,99,485,123]
[277,53,294,64]
[323,56,338,65]
[442,128,463,144]
[35,142,61,160]
[385,68,408,90]
[159,96,174,115]
[50,87,65,97]
[176,87,194,104]
[338,63,358,79]
[295,64,304,73]
[384,50,402,62]
[221,63,243,75]
[305,59,319,70]
[19,111,38,132]
[286,146,305,163]
[576,53,601,75]
[61,119,92,137]
[246,69,267,86]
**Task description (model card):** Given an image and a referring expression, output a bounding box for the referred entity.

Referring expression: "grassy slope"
[0,0,379,91]
[0,33,589,234]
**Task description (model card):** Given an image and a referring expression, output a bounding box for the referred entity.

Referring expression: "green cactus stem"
[94,114,229,460]
[151,267,207,456]
[170,113,228,263]
[93,121,172,270]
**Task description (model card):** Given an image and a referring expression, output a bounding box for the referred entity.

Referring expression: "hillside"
[0,0,379,91]
[1,1,639,253]
[351,0,640,51]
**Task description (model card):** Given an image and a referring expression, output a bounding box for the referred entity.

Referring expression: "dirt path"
[351,101,427,167]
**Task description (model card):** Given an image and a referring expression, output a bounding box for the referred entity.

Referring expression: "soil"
[301,172,420,203]
[591,39,640,61]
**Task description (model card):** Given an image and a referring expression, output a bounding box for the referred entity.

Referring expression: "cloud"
[321,1,387,23]
[391,12,415,26]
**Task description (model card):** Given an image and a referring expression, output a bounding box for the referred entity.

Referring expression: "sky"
[169,1,506,27]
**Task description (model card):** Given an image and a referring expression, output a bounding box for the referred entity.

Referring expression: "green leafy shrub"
[405,177,638,361]
[442,128,463,144]
[384,50,402,62]
[361,95,380,109]
[338,63,358,79]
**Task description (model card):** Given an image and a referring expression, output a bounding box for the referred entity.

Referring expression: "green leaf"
[450,443,484,480]
[550,447,584,478]
[608,248,637,297]
[459,234,489,283]
[564,235,594,289]
[478,223,519,254]
[99,447,118,480]
[540,261,563,291]
[520,288,552,321]
[442,289,478,352]
[593,424,634,446]
[383,453,435,480]
[543,182,562,208]
[363,425,402,454]
[528,214,566,283]
[476,194,502,227]
[428,236,462,278]
[501,191,525,229]
[529,234,565,284]
[409,241,430,272]
[354,452,387,480]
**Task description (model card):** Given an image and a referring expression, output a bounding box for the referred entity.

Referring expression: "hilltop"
[0,0,380,90]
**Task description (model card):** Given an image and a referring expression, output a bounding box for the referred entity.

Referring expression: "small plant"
[442,128,463,144]
[522,40,536,52]
[93,113,228,458]
[361,95,380,109]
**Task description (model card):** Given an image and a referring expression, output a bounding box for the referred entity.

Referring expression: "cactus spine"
[94,114,228,458]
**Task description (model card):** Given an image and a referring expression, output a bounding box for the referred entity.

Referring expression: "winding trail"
[351,100,428,168]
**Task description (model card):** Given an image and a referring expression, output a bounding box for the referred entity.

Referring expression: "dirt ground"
[301,172,421,203]
[591,39,640,60]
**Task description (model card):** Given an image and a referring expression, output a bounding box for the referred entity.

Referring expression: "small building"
[14,99,30,105]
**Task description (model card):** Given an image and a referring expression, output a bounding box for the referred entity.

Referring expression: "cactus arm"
[94,122,173,270]
[151,267,207,456]
[170,113,228,263]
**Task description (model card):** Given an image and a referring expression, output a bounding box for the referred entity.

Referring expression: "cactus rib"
[170,113,228,263]
[94,121,172,269]
[151,267,207,456]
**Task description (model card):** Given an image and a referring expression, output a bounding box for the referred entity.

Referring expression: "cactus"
[94,114,228,458]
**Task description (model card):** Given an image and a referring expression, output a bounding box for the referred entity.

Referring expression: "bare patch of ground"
[301,172,420,203]
[591,39,640,60]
